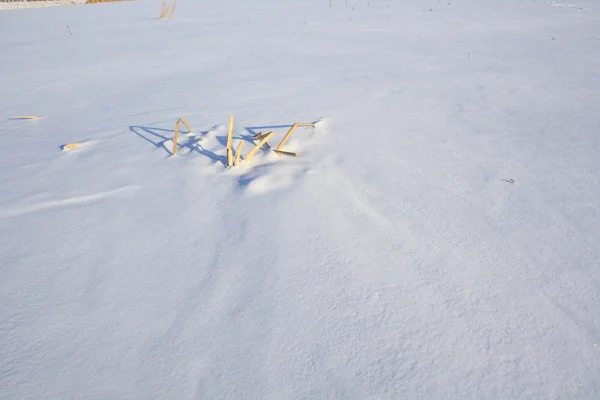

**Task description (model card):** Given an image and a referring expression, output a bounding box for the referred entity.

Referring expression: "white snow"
[1,0,600,398]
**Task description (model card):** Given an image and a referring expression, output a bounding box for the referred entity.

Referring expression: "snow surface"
[1,0,600,398]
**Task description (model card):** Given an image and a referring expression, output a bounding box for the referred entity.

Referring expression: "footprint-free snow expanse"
[1,0,600,398]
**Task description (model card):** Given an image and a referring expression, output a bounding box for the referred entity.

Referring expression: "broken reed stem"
[276,123,298,150]
[62,143,80,150]
[12,116,39,120]
[254,132,272,148]
[179,117,192,133]
[159,0,167,18]
[245,131,274,162]
[169,0,177,18]
[172,118,192,156]
[159,0,176,19]
[67,25,73,36]
[226,116,234,166]
[276,123,315,150]
[234,141,243,166]
[172,121,180,155]
[273,149,300,157]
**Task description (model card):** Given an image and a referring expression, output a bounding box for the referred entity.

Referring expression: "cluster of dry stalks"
[169,116,316,166]
[159,0,176,19]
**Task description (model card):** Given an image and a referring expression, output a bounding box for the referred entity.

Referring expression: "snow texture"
[1,0,600,398]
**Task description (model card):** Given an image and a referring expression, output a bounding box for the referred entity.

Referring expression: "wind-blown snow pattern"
[1,0,600,398]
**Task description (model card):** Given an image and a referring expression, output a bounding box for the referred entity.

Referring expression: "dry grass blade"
[169,0,177,18]
[159,0,177,19]
[159,0,168,19]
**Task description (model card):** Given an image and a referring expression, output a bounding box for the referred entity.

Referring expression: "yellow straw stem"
[245,131,274,162]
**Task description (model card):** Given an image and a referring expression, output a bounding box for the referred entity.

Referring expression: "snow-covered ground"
[1,0,600,398]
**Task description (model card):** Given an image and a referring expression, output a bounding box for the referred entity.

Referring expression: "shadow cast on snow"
[130,122,307,166]
[130,125,224,164]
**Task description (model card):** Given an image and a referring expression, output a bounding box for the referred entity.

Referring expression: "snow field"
[1,0,600,398]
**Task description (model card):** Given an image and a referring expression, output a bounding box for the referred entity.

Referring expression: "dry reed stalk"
[172,117,192,155]
[226,116,234,166]
[276,123,315,150]
[245,131,274,162]
[234,141,243,166]
[159,0,177,19]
